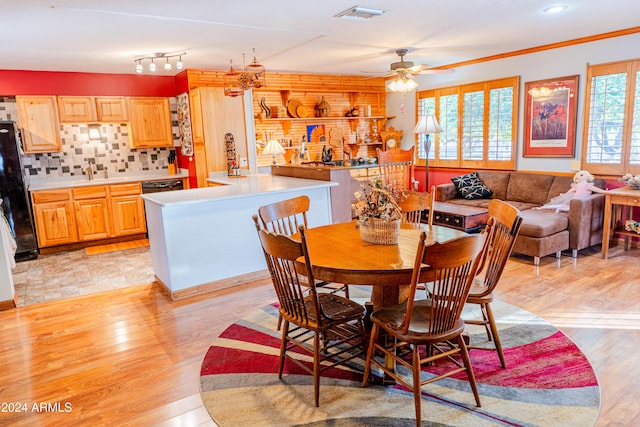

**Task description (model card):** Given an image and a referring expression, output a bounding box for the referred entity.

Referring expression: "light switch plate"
[239,157,247,167]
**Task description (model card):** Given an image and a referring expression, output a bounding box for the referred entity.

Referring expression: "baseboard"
[39,234,147,255]
[0,292,18,311]
[155,270,271,301]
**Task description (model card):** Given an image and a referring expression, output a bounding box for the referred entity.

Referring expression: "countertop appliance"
[0,121,38,261]
[141,178,184,194]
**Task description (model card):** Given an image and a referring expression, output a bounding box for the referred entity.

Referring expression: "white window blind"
[462,91,484,160]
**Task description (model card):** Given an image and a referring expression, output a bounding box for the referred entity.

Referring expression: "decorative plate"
[296,105,309,118]
[287,99,302,118]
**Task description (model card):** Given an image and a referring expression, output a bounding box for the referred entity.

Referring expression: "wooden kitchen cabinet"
[16,96,62,153]
[188,87,247,186]
[57,96,98,122]
[128,97,173,148]
[31,183,148,248]
[31,189,77,247]
[189,88,205,144]
[95,97,128,121]
[110,183,146,236]
[58,96,128,123]
[73,186,111,241]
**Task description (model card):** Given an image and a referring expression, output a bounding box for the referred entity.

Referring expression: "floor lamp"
[413,114,442,190]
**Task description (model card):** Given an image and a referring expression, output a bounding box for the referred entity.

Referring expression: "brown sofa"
[436,171,606,265]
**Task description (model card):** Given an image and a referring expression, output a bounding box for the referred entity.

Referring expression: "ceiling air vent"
[334,6,385,21]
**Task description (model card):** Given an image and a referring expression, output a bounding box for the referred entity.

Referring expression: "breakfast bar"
[141,173,337,299]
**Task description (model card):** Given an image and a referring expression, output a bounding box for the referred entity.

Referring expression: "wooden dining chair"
[465,199,522,368]
[376,146,417,192]
[257,195,348,295]
[256,196,349,330]
[254,223,367,407]
[361,232,487,426]
[397,186,436,227]
[257,194,310,235]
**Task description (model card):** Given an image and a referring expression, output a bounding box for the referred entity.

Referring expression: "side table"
[601,186,640,259]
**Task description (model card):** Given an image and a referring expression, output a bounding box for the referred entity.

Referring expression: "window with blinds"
[416,76,518,170]
[582,59,640,175]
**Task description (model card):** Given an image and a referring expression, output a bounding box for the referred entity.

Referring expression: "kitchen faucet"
[84,163,94,180]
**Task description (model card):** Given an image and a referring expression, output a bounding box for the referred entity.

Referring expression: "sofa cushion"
[506,173,554,205]
[518,209,568,238]
[477,171,510,200]
[451,172,493,200]
[546,176,573,204]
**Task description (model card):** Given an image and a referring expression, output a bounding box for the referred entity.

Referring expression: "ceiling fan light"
[386,77,418,93]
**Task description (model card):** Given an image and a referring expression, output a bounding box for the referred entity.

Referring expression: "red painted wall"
[0,70,177,96]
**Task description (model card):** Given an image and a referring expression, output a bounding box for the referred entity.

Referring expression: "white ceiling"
[2,1,638,76]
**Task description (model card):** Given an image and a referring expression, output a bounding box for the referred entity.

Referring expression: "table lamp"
[413,114,442,189]
[263,139,285,165]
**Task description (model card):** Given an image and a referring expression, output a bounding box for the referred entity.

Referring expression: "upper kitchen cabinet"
[58,96,129,123]
[57,96,98,122]
[189,87,247,185]
[128,97,173,148]
[95,97,128,122]
[16,96,62,153]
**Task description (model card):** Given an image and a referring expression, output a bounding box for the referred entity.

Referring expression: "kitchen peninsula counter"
[141,173,337,300]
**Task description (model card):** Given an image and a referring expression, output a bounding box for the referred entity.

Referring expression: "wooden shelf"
[259,116,388,133]
[260,116,387,122]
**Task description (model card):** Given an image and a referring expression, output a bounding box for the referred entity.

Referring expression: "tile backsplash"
[0,96,180,179]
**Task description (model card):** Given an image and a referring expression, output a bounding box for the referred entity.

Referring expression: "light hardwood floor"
[0,243,638,426]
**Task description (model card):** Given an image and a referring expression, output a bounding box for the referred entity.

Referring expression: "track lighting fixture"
[134,52,186,74]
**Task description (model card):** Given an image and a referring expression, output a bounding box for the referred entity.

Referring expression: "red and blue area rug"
[200,298,599,426]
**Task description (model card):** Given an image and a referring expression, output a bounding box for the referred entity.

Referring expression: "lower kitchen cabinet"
[73,186,111,241]
[31,189,78,247]
[110,183,146,236]
[31,183,147,248]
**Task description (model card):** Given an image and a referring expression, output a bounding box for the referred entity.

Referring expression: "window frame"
[416,76,519,170]
[581,58,640,176]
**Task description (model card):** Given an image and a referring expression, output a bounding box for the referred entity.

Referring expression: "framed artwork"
[523,75,579,157]
[307,124,325,143]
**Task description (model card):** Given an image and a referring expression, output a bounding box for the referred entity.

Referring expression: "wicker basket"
[359,218,400,245]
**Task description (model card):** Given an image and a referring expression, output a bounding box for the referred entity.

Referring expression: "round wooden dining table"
[299,220,468,309]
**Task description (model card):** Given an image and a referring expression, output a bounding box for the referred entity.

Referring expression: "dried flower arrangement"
[352,180,402,226]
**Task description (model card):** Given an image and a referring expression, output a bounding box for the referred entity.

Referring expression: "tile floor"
[12,246,154,307]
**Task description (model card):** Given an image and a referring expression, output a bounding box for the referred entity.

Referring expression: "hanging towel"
[0,201,17,270]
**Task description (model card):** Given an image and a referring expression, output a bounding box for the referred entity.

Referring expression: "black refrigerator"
[0,121,38,261]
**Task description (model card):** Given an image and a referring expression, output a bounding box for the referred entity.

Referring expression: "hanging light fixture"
[133,52,186,74]
[386,72,418,112]
[224,48,266,97]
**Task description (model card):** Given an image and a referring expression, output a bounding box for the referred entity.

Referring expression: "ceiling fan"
[384,48,454,78]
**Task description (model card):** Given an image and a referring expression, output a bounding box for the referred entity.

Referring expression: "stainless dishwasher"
[141,179,184,194]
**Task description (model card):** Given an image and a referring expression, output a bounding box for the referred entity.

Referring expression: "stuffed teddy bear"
[537,170,606,213]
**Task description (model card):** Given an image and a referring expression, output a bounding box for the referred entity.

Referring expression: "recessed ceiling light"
[334,5,385,21]
[543,5,568,14]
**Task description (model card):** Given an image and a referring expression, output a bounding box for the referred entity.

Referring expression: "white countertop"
[28,170,189,191]
[141,173,337,207]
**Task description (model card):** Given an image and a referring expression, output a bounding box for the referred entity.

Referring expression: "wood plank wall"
[187,70,388,167]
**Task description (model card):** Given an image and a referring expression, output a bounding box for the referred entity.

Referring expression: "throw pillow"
[451,172,493,200]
